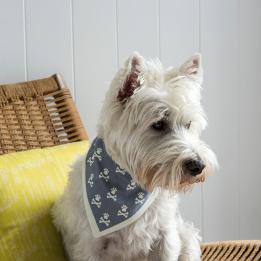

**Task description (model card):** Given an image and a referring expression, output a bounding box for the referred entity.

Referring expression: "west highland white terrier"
[52,52,217,261]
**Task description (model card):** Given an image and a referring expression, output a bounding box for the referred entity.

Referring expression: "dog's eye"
[151,119,169,131]
[185,121,192,129]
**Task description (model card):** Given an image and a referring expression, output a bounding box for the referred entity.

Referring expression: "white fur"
[52,52,217,261]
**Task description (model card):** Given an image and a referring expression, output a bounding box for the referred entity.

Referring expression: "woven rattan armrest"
[201,240,261,260]
[0,74,87,155]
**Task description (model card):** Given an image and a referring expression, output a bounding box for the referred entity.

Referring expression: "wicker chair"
[0,75,260,260]
[201,241,261,260]
[0,74,87,154]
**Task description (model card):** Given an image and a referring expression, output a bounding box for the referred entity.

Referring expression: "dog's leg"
[177,217,201,261]
[148,228,182,261]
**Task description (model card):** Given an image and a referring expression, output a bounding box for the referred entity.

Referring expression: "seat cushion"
[0,141,88,261]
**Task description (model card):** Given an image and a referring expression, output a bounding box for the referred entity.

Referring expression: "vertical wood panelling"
[160,0,199,68]
[160,0,202,231]
[201,0,239,241]
[0,0,26,83]
[239,0,261,240]
[117,0,159,63]
[72,0,117,139]
[25,0,74,95]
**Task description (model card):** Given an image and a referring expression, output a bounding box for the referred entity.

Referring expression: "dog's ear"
[117,52,145,104]
[180,54,203,84]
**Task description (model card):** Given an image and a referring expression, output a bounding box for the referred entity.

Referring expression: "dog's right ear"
[179,54,203,84]
[117,52,146,105]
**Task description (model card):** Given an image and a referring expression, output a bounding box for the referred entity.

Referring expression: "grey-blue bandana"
[82,137,157,237]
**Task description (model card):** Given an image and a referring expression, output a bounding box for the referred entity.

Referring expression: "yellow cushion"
[0,141,89,261]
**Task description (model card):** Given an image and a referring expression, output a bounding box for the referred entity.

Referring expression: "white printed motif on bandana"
[88,148,102,166]
[88,173,94,187]
[106,187,118,201]
[135,192,145,205]
[115,166,126,175]
[126,179,136,191]
[99,168,110,182]
[91,194,102,208]
[117,205,129,218]
[99,213,110,227]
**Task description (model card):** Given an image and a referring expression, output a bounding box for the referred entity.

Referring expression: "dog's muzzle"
[183,159,205,176]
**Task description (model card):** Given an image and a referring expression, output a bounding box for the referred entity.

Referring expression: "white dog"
[52,52,217,261]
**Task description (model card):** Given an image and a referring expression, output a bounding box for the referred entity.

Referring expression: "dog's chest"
[121,192,179,254]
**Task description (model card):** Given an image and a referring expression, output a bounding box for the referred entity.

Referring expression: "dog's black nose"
[184,159,205,176]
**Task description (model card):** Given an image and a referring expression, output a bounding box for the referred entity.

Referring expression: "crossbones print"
[88,173,94,187]
[87,148,102,166]
[91,194,102,208]
[115,166,126,175]
[99,168,110,182]
[106,187,118,201]
[135,192,145,205]
[117,205,129,218]
[99,213,110,227]
[126,179,136,190]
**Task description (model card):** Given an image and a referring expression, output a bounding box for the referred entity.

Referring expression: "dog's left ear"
[180,54,203,84]
[117,52,146,104]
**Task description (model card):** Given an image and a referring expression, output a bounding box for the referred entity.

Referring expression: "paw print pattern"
[117,205,129,218]
[91,194,102,208]
[88,173,94,187]
[87,148,102,166]
[106,187,118,201]
[135,192,145,205]
[99,213,110,227]
[126,179,136,191]
[115,166,126,175]
[99,168,110,182]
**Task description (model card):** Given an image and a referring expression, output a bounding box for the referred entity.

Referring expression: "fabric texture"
[82,137,157,237]
[0,141,88,261]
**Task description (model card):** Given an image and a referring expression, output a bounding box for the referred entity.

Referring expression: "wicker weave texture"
[201,240,261,261]
[0,74,87,155]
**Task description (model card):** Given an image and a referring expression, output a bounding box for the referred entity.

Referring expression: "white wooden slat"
[160,0,199,67]
[239,0,261,240]
[117,0,159,63]
[25,0,74,95]
[72,0,118,139]
[201,0,239,241]
[0,0,26,83]
[160,0,202,232]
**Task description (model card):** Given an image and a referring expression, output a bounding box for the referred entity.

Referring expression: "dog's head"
[98,52,218,192]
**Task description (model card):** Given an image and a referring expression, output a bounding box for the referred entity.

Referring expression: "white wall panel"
[25,0,74,95]
[201,0,239,241]
[160,0,202,231]
[0,0,26,83]
[73,0,118,139]
[117,0,159,63]
[160,0,199,67]
[239,0,261,240]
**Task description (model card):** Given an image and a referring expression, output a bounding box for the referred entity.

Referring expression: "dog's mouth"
[175,173,205,192]
[180,172,206,185]
[180,162,211,188]
[137,161,210,192]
